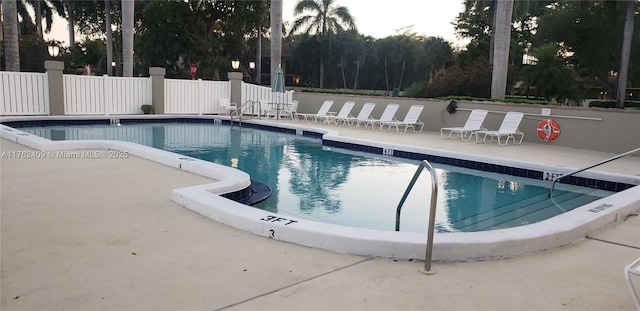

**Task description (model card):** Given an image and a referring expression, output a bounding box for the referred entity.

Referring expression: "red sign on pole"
[190,63,197,79]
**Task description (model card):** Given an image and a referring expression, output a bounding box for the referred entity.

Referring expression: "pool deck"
[2,119,640,310]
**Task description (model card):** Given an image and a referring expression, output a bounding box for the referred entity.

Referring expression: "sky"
[44,0,468,48]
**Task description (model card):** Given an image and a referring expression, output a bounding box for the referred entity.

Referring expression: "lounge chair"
[344,103,376,128]
[379,105,425,133]
[297,100,334,123]
[369,103,399,130]
[324,101,355,125]
[475,111,525,146]
[219,98,237,115]
[440,109,488,141]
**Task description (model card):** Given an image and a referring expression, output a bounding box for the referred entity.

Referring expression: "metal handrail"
[549,147,640,197]
[395,160,439,273]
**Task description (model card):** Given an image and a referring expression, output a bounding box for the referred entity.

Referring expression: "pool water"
[19,122,613,233]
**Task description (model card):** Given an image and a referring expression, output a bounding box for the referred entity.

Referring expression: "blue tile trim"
[3,118,634,193]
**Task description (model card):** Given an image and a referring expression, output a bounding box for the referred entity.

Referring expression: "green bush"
[588,100,640,109]
[300,88,384,97]
[141,104,155,114]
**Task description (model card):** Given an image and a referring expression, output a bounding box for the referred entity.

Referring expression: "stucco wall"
[292,92,640,154]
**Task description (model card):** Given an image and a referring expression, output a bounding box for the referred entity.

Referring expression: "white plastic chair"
[219,98,237,116]
[626,256,640,310]
[441,109,489,141]
[475,111,525,146]
[279,100,299,119]
[297,100,334,123]
[379,105,425,133]
[325,101,355,125]
[259,99,276,119]
[369,103,399,130]
[344,103,376,128]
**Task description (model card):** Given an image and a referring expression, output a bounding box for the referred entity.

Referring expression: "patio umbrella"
[271,64,285,119]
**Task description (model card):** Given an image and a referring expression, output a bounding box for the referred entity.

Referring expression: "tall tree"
[270,0,282,86]
[2,0,20,71]
[289,0,356,88]
[616,0,636,109]
[490,0,513,99]
[105,0,113,75]
[121,0,133,76]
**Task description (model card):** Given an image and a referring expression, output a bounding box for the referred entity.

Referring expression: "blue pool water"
[17,122,613,233]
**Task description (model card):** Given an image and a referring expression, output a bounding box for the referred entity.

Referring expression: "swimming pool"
[2,116,639,260]
[10,121,615,233]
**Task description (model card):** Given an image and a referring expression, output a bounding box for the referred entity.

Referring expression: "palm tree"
[490,0,513,99]
[520,43,581,102]
[121,0,134,77]
[616,0,636,109]
[3,0,21,71]
[105,0,113,75]
[289,0,356,88]
[270,0,282,86]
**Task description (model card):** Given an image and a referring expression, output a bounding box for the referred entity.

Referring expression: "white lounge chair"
[475,111,525,146]
[219,98,237,116]
[344,103,376,128]
[297,100,334,123]
[440,109,488,141]
[369,103,399,130]
[379,105,425,133]
[324,101,355,125]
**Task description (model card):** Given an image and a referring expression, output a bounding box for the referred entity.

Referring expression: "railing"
[64,75,151,115]
[165,79,230,114]
[549,147,640,197]
[395,160,439,273]
[0,71,49,116]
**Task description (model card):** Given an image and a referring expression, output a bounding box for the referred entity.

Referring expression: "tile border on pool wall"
[321,138,634,193]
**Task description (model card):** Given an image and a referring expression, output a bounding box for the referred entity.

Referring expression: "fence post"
[229,72,243,106]
[149,67,166,114]
[45,60,65,115]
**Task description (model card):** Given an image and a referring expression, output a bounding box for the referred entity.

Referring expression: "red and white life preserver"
[537,119,560,142]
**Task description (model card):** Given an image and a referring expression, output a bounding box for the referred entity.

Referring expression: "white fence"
[241,82,294,115]
[165,79,230,114]
[0,71,49,116]
[64,75,152,115]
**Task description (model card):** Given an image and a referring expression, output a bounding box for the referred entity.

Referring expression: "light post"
[231,58,240,71]
[249,61,255,83]
[47,41,60,58]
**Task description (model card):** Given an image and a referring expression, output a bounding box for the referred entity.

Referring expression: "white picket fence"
[64,75,152,115]
[241,82,294,115]
[164,79,230,114]
[1,71,293,116]
[0,71,49,115]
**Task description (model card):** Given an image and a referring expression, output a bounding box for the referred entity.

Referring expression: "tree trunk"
[341,58,347,89]
[490,0,513,99]
[256,26,262,84]
[384,58,390,93]
[319,40,325,88]
[616,0,636,109]
[352,59,360,90]
[67,2,75,47]
[270,0,282,87]
[36,0,43,40]
[105,0,113,76]
[2,0,20,71]
[121,0,134,77]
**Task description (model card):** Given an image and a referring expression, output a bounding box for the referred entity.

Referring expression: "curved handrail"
[395,160,439,273]
[549,147,640,197]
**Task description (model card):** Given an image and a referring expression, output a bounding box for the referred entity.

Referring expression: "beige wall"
[293,92,640,154]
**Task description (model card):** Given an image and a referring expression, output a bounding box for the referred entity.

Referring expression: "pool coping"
[2,115,639,261]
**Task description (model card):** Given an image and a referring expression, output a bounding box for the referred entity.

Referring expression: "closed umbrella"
[272,64,285,119]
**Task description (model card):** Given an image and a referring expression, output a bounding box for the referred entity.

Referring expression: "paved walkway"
[2,121,640,310]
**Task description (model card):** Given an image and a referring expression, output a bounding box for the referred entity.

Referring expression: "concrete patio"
[1,120,639,311]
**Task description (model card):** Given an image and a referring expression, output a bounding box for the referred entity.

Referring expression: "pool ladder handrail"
[549,147,640,198]
[395,159,438,273]
[232,100,258,126]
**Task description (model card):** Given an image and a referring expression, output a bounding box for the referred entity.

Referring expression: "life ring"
[537,119,560,142]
